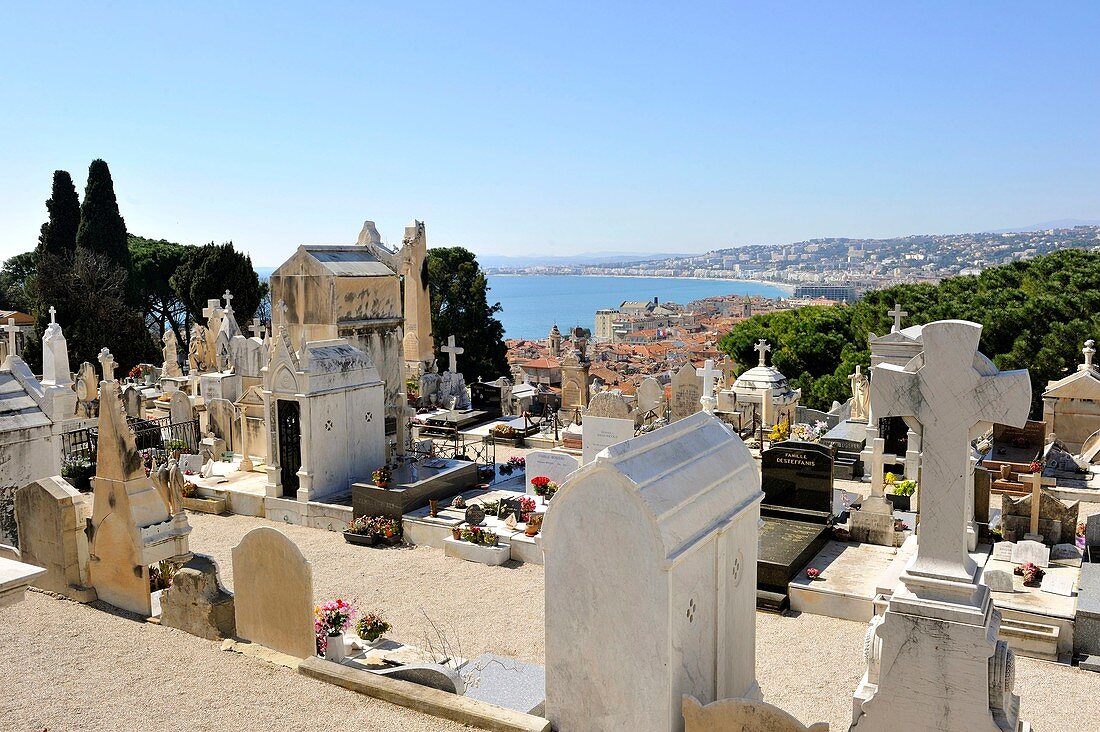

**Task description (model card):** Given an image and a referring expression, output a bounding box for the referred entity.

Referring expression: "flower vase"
[451,527,462,540]
[360,634,385,649]
[429,499,439,517]
[326,633,346,662]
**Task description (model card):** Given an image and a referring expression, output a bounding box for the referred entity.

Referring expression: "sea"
[487,275,789,340]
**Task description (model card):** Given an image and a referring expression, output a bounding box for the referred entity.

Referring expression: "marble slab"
[458,653,546,715]
[0,556,48,608]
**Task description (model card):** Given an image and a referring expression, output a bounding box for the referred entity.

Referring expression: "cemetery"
[3,236,1100,732]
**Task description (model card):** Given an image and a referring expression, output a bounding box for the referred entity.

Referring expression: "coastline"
[488,272,795,295]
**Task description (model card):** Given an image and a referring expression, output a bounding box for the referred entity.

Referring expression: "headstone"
[1011,539,1051,568]
[636,377,665,416]
[586,390,631,420]
[1076,564,1100,659]
[581,416,635,465]
[543,412,763,732]
[1002,488,1078,545]
[524,450,580,495]
[682,695,829,732]
[13,476,94,600]
[206,398,239,453]
[991,542,1015,562]
[464,505,486,527]
[371,664,465,694]
[669,363,702,422]
[160,553,235,640]
[231,526,315,658]
[169,390,193,425]
[1050,543,1083,563]
[983,569,1014,593]
[121,385,143,418]
[759,442,834,518]
[1040,573,1076,597]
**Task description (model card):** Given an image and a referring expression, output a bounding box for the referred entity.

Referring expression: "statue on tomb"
[849,365,870,422]
[162,329,183,377]
[419,364,442,408]
[151,457,188,515]
[74,362,99,418]
[188,324,210,372]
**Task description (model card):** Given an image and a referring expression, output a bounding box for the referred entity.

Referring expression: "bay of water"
[487,275,789,340]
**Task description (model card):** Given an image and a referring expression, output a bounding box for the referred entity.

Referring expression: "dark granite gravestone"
[498,496,524,522]
[757,441,835,612]
[464,504,486,526]
[352,459,478,519]
[470,382,504,419]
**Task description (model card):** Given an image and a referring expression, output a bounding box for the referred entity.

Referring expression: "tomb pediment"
[1042,368,1100,399]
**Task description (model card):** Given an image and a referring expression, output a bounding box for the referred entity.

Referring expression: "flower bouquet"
[355,611,391,644]
[372,466,392,488]
[1014,562,1045,586]
[315,598,356,655]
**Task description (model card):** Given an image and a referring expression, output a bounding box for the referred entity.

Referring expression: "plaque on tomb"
[470,382,504,419]
[1010,539,1050,568]
[983,569,1014,593]
[991,542,1015,562]
[464,505,485,526]
[1040,572,1076,597]
[760,441,834,521]
[498,497,524,523]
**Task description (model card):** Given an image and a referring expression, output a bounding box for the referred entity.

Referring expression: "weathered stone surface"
[669,362,702,422]
[636,377,665,416]
[1002,490,1079,544]
[206,398,239,453]
[168,390,193,425]
[231,526,314,658]
[161,553,235,640]
[683,694,829,732]
[586,390,631,420]
[983,569,1014,593]
[13,476,94,600]
[371,663,465,694]
[524,451,579,495]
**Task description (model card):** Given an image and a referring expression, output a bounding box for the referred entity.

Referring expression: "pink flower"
[806,568,820,580]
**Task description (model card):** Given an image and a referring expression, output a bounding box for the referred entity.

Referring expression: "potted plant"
[355,611,391,647]
[524,513,543,537]
[451,526,462,540]
[887,479,917,512]
[544,481,559,502]
[315,598,356,659]
[369,516,403,545]
[343,516,377,546]
[180,482,227,514]
[372,466,392,489]
[532,476,551,496]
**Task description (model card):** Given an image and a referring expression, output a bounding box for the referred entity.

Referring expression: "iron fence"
[61,415,201,466]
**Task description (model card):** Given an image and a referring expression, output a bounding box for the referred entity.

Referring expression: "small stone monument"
[13,476,96,601]
[231,526,315,658]
[669,362,702,422]
[544,412,763,731]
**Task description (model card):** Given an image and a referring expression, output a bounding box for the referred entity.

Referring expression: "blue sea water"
[487,275,789,340]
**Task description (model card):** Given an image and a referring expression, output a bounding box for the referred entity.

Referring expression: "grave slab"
[458,653,546,715]
[443,536,511,566]
[353,458,478,520]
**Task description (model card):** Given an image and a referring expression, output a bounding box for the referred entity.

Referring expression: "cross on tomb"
[97,347,117,382]
[696,358,720,413]
[888,303,908,333]
[49,305,57,324]
[222,289,234,312]
[442,334,464,374]
[754,339,771,367]
[867,437,889,498]
[3,317,16,359]
[202,298,222,321]
[1019,471,1057,538]
[274,299,288,328]
[871,320,1030,588]
[249,318,266,340]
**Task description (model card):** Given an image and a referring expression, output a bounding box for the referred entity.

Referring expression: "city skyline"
[2,3,1099,265]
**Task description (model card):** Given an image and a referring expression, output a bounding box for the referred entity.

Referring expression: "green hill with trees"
[719,248,1100,416]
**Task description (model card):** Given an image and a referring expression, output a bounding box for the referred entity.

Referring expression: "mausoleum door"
[277,399,302,496]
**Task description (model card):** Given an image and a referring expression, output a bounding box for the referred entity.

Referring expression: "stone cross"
[222,289,234,312]
[754,339,771,367]
[1020,471,1057,538]
[871,320,1030,590]
[696,358,720,414]
[888,303,907,333]
[274,299,288,328]
[249,318,265,340]
[97,347,116,382]
[3,317,16,359]
[1082,339,1096,371]
[202,298,222,321]
[867,437,889,498]
[49,305,57,324]
[442,335,464,374]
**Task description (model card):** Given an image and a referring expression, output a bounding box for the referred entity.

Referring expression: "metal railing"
[61,415,201,466]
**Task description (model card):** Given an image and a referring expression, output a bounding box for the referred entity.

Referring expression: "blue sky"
[2,2,1098,265]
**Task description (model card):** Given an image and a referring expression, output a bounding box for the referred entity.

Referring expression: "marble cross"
[97,347,116,382]
[442,334,464,374]
[754,339,771,367]
[275,299,288,328]
[49,305,57,324]
[696,358,720,414]
[870,320,1030,589]
[249,318,266,340]
[3,317,16,358]
[867,437,889,498]
[202,298,222,321]
[222,289,234,312]
[888,303,908,333]
[1020,471,1057,538]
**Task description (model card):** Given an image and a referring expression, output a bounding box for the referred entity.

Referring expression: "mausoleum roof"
[295,246,396,277]
[0,360,50,434]
[732,364,791,393]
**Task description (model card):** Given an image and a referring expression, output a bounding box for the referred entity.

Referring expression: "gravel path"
[2,510,1097,731]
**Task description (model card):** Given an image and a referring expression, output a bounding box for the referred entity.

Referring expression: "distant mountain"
[478,252,695,268]
[989,219,1100,234]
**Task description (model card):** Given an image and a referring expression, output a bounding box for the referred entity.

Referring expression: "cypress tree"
[37,170,81,255]
[76,159,131,272]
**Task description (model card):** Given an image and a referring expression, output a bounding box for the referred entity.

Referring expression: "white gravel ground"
[2,509,1097,731]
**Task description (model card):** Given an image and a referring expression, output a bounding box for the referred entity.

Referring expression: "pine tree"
[75,159,131,271]
[37,170,81,256]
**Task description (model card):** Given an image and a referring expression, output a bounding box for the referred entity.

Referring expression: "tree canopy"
[719,248,1100,416]
[427,246,508,383]
[37,171,80,256]
[75,159,131,273]
[169,241,264,329]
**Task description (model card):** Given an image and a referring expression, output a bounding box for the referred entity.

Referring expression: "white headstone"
[991,542,1015,562]
[543,412,763,732]
[441,334,464,374]
[1011,539,1050,568]
[581,416,635,465]
[1039,572,1075,597]
[525,450,581,495]
[169,391,193,425]
[983,569,1014,593]
[41,308,73,387]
